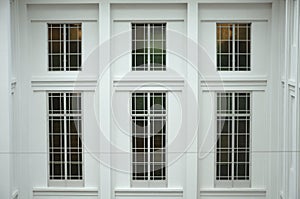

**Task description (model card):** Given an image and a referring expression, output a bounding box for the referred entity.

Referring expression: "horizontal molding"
[31,19,98,23]
[199,188,267,196]
[200,77,267,91]
[115,188,183,197]
[200,19,268,22]
[113,19,184,22]
[113,77,185,91]
[31,76,97,91]
[32,187,98,196]
[27,1,99,5]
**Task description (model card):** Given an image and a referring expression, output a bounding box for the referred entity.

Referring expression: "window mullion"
[63,25,67,71]
[231,93,235,186]
[148,24,151,70]
[147,92,151,181]
[232,24,235,71]
[63,93,68,182]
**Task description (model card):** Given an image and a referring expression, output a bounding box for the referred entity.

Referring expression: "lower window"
[131,92,167,187]
[216,92,251,187]
[48,92,83,186]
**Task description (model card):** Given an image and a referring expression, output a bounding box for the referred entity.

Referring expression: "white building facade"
[0,0,299,199]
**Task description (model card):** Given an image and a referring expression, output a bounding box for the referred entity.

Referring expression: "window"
[132,23,166,71]
[48,92,83,186]
[216,92,251,187]
[131,92,167,186]
[48,24,82,71]
[216,23,251,71]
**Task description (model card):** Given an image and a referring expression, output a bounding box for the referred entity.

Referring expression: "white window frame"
[48,23,82,71]
[130,92,168,187]
[47,92,84,187]
[131,23,166,71]
[216,23,251,71]
[215,92,252,188]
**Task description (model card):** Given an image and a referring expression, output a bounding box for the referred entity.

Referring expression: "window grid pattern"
[131,92,166,181]
[48,93,83,181]
[48,24,82,71]
[216,92,250,183]
[132,24,166,71]
[217,23,251,71]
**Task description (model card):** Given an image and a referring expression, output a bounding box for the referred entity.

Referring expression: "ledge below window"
[32,187,98,196]
[199,188,266,197]
[31,76,98,91]
[115,188,183,197]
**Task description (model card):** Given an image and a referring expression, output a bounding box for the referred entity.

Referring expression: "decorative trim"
[199,188,267,196]
[32,187,98,196]
[113,77,185,91]
[31,19,97,23]
[113,19,184,22]
[115,188,183,197]
[200,78,267,91]
[11,190,19,199]
[31,76,97,91]
[11,78,17,95]
[200,19,268,22]
[288,84,296,96]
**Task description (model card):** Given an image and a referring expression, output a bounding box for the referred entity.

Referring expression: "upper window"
[131,92,167,186]
[132,23,166,71]
[48,24,82,71]
[216,23,251,71]
[48,92,83,186]
[216,92,251,187]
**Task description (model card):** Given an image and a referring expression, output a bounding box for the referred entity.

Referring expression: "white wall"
[198,3,272,199]
[7,0,295,199]
[110,4,187,198]
[280,0,300,199]
[0,0,11,198]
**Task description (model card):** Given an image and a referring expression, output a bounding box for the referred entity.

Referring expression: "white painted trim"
[199,188,267,196]
[200,19,268,22]
[200,78,267,91]
[113,19,184,22]
[113,78,185,91]
[31,76,97,91]
[114,188,183,197]
[31,19,98,22]
[10,78,16,94]
[32,187,98,196]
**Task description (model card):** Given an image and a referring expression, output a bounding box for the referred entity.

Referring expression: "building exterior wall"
[0,0,12,198]
[0,0,299,199]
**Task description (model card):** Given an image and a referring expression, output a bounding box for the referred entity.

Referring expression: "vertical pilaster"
[186,1,198,199]
[268,0,281,198]
[99,1,112,199]
[0,0,11,198]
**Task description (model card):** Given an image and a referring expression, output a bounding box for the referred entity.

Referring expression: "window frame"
[216,22,251,71]
[214,92,252,188]
[130,91,168,187]
[47,91,84,187]
[131,22,167,71]
[47,23,82,72]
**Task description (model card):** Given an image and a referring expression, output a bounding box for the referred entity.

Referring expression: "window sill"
[32,187,98,196]
[115,188,183,197]
[31,75,97,91]
[113,76,185,91]
[199,188,266,197]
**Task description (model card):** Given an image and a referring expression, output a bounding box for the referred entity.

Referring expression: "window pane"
[132,23,166,71]
[48,92,82,181]
[216,92,251,184]
[132,92,167,181]
[217,23,251,71]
